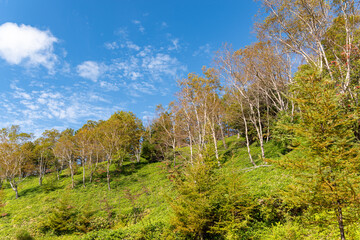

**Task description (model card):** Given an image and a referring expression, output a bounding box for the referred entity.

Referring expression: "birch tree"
[54,129,76,189]
[97,111,143,190]
[0,125,33,198]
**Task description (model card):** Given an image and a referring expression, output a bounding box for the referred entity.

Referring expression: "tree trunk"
[107,156,111,191]
[89,171,93,183]
[259,133,265,159]
[14,186,19,199]
[266,99,270,143]
[9,181,19,199]
[39,161,44,186]
[188,130,193,164]
[39,175,43,186]
[135,146,141,163]
[82,159,86,188]
[210,122,220,167]
[241,104,256,167]
[337,201,346,240]
[89,154,98,183]
[172,139,176,168]
[199,232,204,240]
[256,102,266,160]
[219,121,227,149]
[69,160,75,189]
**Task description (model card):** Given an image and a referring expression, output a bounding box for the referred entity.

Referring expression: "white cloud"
[105,41,119,50]
[0,84,121,128]
[108,51,186,84]
[10,82,32,100]
[132,20,145,33]
[0,22,58,71]
[137,45,152,57]
[100,81,120,91]
[114,27,128,38]
[168,38,180,51]
[193,43,211,57]
[103,44,186,96]
[77,61,103,82]
[125,41,140,51]
[161,22,168,28]
[142,53,186,78]
[129,82,156,96]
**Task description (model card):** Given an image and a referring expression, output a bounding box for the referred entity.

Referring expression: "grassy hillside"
[0,158,173,239]
[1,136,352,239]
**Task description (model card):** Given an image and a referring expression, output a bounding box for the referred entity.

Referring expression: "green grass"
[0,159,174,239]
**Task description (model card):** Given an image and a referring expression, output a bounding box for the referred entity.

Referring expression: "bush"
[15,229,34,240]
[271,112,298,154]
[40,198,78,235]
[40,175,59,192]
[263,221,307,240]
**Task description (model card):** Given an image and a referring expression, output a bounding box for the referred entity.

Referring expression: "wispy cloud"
[142,53,185,78]
[114,27,128,38]
[127,82,156,96]
[0,22,58,72]
[104,41,119,50]
[132,20,145,33]
[100,81,120,91]
[102,45,187,96]
[193,43,211,57]
[121,41,140,51]
[0,81,124,135]
[168,38,180,51]
[161,22,168,28]
[77,61,104,82]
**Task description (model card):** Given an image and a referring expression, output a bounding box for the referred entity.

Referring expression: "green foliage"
[40,197,78,235]
[261,221,308,240]
[15,229,34,240]
[275,67,360,238]
[40,174,59,192]
[271,111,298,154]
[169,152,254,240]
[210,174,254,240]
[39,195,113,236]
[169,159,217,239]
[141,139,163,162]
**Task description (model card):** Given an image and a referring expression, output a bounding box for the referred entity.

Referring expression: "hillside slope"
[0,136,338,240]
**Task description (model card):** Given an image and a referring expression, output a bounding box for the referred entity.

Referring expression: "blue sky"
[0,0,259,136]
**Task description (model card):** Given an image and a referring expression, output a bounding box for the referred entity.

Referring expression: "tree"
[259,0,360,93]
[34,129,60,186]
[176,67,223,165]
[97,111,143,190]
[169,152,253,239]
[276,67,360,240]
[0,125,33,198]
[83,121,103,184]
[54,129,76,189]
[154,103,181,166]
[75,122,96,188]
[170,158,217,240]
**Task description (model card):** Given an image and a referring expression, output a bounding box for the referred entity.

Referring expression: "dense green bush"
[39,197,111,235]
[39,198,78,235]
[15,229,34,240]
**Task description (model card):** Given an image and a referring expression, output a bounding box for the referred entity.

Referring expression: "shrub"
[15,229,34,240]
